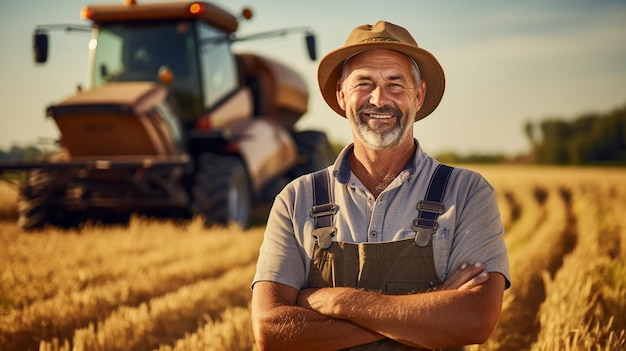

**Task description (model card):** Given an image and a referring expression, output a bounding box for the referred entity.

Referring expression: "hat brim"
[317,41,445,122]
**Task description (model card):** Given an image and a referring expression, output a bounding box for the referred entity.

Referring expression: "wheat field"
[1,165,625,351]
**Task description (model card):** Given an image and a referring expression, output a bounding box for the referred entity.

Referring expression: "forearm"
[305,273,505,349]
[350,288,496,348]
[253,304,383,351]
[251,281,384,351]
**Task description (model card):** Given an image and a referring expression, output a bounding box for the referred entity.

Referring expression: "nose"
[369,85,388,107]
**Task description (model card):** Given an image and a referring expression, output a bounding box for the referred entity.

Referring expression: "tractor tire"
[288,130,335,179]
[191,154,252,228]
[17,169,53,231]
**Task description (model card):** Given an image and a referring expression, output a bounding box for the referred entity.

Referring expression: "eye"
[353,81,373,89]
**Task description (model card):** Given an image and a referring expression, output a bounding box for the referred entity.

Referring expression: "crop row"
[470,166,626,350]
[40,264,256,351]
[0,218,263,351]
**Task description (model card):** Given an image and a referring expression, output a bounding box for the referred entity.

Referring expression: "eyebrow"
[352,73,407,82]
[387,74,405,81]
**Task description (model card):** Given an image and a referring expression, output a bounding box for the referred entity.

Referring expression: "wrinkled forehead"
[342,49,419,82]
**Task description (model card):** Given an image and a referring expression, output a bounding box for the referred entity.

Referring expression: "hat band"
[361,37,401,43]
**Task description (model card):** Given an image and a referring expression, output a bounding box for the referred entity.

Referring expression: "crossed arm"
[251,263,505,351]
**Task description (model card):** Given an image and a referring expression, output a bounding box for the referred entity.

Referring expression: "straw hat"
[317,21,445,121]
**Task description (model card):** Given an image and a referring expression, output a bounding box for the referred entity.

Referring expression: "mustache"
[357,104,402,118]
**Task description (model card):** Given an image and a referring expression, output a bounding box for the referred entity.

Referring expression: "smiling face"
[337,49,426,151]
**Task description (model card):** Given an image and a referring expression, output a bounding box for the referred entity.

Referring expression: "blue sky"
[1,0,625,156]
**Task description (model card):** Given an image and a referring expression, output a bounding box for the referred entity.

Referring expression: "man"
[251,21,511,350]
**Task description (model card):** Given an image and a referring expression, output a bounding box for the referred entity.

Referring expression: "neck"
[350,139,416,198]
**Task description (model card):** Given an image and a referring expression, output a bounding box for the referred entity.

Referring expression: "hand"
[439,262,489,291]
[296,288,318,309]
[297,288,337,312]
[297,287,352,318]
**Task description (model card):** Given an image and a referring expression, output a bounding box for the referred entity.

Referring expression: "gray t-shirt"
[253,140,511,290]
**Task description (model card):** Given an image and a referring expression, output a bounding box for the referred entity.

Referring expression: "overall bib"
[307,165,464,351]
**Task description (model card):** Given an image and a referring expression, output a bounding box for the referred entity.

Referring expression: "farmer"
[251,21,511,350]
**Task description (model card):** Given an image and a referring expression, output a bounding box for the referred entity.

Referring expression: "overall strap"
[412,164,454,247]
[310,169,338,249]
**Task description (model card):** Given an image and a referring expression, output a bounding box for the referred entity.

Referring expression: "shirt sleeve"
[447,171,511,289]
[251,184,309,291]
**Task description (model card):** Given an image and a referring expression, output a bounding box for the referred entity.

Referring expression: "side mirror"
[33,32,49,63]
[305,32,317,61]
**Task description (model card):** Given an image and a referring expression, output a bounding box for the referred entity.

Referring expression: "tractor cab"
[90,20,242,124]
[83,2,240,125]
[34,1,316,132]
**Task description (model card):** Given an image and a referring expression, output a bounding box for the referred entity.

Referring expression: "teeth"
[369,114,392,119]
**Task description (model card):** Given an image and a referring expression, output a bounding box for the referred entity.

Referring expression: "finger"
[439,262,484,290]
[456,270,490,291]
[296,288,316,308]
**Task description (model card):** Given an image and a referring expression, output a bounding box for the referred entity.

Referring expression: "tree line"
[525,102,626,165]
[0,145,47,162]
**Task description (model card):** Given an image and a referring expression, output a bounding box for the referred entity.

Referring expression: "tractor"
[0,1,333,230]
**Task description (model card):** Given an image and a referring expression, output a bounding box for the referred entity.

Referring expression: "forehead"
[345,49,414,77]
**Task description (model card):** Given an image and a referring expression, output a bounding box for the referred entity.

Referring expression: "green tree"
[527,102,626,165]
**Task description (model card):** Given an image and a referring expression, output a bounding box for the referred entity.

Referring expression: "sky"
[1,0,625,156]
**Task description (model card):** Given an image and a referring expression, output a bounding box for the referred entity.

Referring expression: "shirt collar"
[332,139,427,185]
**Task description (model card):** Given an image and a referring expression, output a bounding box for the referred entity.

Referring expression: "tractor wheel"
[288,130,335,178]
[17,169,53,231]
[191,154,251,228]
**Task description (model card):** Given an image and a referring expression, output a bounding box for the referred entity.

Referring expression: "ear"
[414,79,427,111]
[336,80,347,111]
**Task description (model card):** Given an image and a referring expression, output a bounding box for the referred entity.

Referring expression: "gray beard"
[352,115,410,150]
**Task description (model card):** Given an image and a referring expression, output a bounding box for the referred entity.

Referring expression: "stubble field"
[1,165,625,351]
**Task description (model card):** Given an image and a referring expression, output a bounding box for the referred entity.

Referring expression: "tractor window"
[92,28,124,87]
[198,24,238,108]
[91,21,203,121]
